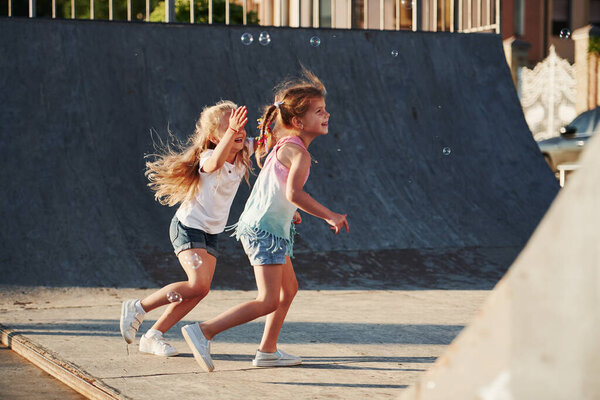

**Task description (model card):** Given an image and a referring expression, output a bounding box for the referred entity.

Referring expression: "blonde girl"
[181,70,349,372]
[119,100,254,356]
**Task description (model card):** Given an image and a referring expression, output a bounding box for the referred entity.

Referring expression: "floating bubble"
[258,31,271,46]
[401,0,412,9]
[426,381,436,389]
[391,50,399,57]
[166,291,182,303]
[310,36,321,47]
[241,32,254,45]
[559,28,571,39]
[191,253,203,269]
[336,148,341,152]
[442,147,451,156]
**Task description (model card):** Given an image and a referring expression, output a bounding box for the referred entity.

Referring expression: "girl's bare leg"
[140,249,216,322]
[258,256,298,352]
[200,264,284,340]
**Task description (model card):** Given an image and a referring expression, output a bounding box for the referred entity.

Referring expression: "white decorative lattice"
[520,45,576,141]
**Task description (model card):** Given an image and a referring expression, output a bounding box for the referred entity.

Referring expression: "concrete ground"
[0,286,489,399]
[0,345,86,400]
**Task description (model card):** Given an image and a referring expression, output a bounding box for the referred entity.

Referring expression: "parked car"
[537,107,600,172]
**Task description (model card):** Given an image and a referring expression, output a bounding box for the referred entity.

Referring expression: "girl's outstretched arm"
[282,145,349,234]
[202,106,248,173]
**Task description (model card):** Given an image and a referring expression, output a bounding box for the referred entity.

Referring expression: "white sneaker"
[119,299,145,344]
[252,349,302,367]
[139,331,179,357]
[181,323,214,372]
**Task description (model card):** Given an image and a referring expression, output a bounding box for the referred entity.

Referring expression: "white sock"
[145,329,163,338]
[134,300,146,315]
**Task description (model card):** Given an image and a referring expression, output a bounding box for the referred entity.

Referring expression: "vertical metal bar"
[314,0,320,27]
[450,0,454,31]
[52,0,56,18]
[432,0,436,31]
[71,0,75,18]
[90,0,94,19]
[347,0,351,28]
[209,0,213,23]
[146,0,151,21]
[379,0,383,29]
[395,0,399,30]
[226,0,230,24]
[363,0,367,28]
[331,0,336,27]
[243,0,247,24]
[485,0,489,25]
[477,0,481,27]
[8,0,12,17]
[190,0,195,23]
[109,0,113,20]
[29,0,36,17]
[467,0,471,29]
[166,0,175,22]
[495,0,499,33]
[127,0,131,20]
[410,0,414,32]
[458,0,461,31]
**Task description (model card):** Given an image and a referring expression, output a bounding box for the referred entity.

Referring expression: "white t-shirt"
[175,141,252,234]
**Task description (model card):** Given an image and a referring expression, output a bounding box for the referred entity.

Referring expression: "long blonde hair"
[146,100,252,206]
[255,68,327,167]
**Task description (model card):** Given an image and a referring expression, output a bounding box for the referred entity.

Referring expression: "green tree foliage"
[150,0,258,24]
[589,36,600,56]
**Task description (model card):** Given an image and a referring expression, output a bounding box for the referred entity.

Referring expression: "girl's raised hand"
[292,211,302,225]
[326,213,349,234]
[229,106,248,133]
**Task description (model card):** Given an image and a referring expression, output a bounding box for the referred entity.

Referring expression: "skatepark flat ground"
[0,286,489,399]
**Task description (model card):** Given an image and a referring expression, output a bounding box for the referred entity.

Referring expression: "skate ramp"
[399,135,600,399]
[0,18,558,287]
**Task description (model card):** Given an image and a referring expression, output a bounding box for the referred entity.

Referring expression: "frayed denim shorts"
[240,235,288,266]
[170,216,219,258]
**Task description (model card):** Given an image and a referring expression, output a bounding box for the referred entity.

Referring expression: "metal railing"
[5,0,500,33]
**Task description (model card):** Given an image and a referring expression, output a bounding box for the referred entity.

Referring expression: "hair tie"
[274,101,284,108]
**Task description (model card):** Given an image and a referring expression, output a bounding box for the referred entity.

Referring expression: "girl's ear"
[291,116,303,130]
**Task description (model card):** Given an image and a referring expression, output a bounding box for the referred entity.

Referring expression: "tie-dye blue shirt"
[231,135,309,256]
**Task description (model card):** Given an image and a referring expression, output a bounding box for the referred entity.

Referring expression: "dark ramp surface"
[0,18,558,289]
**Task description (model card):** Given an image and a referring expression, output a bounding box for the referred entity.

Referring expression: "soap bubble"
[166,291,182,303]
[258,31,271,46]
[391,50,399,57]
[191,253,203,269]
[310,36,321,47]
[241,32,254,45]
[442,147,451,156]
[559,28,571,39]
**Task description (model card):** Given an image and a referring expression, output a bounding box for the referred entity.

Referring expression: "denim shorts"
[240,235,288,266]
[170,216,219,257]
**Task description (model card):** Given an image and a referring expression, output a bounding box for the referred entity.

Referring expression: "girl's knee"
[189,282,210,299]
[280,284,298,307]
[257,296,280,315]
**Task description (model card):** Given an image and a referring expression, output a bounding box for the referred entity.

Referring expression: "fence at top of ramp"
[0,18,558,288]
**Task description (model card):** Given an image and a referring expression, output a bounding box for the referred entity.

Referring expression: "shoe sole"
[181,326,214,372]
[139,348,179,357]
[119,300,135,344]
[252,359,302,367]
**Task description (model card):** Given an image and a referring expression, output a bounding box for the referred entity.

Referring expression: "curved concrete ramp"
[399,135,600,399]
[0,19,557,287]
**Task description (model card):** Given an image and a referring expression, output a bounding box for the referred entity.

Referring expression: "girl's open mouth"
[234,138,243,143]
